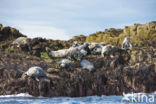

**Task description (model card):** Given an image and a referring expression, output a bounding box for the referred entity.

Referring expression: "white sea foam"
[0,93,33,98]
[152,91,156,94]
[0,92,155,104]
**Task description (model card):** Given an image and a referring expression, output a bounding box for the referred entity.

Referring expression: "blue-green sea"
[0,93,155,104]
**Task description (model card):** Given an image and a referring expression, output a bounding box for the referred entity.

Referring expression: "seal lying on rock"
[72,42,90,55]
[101,45,113,57]
[80,59,95,72]
[12,37,31,50]
[80,43,90,54]
[59,59,73,68]
[46,47,69,58]
[88,42,106,54]
[88,42,106,50]
[92,46,102,55]
[72,41,78,47]
[77,43,89,50]
[80,49,88,57]
[67,47,84,60]
[101,45,123,57]
[122,37,132,50]
[24,66,46,81]
[46,47,85,60]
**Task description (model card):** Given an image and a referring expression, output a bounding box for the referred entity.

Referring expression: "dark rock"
[39,78,51,96]
[47,68,59,73]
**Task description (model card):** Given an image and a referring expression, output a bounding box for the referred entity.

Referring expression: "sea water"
[0,93,156,104]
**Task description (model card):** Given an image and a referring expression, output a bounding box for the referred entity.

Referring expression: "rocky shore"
[0,22,156,97]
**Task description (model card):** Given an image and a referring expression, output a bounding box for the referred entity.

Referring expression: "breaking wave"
[0,93,33,98]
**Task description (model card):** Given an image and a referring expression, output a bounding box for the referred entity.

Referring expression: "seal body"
[12,37,31,50]
[101,45,123,57]
[25,66,46,80]
[46,47,85,60]
[59,59,73,68]
[80,59,94,72]
[46,47,69,58]
[88,42,106,54]
[122,37,132,50]
[101,45,113,57]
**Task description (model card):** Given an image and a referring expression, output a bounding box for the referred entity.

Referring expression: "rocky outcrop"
[86,28,123,45]
[86,21,156,47]
[0,48,155,97]
[0,25,25,42]
[0,21,155,97]
[0,25,25,51]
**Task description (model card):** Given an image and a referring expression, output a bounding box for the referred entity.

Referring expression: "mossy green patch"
[40,52,52,62]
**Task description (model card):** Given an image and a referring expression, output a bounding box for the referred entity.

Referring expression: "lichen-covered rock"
[71,35,86,44]
[86,28,123,45]
[86,21,156,47]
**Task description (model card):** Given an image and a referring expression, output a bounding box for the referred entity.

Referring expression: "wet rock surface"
[0,22,155,97]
